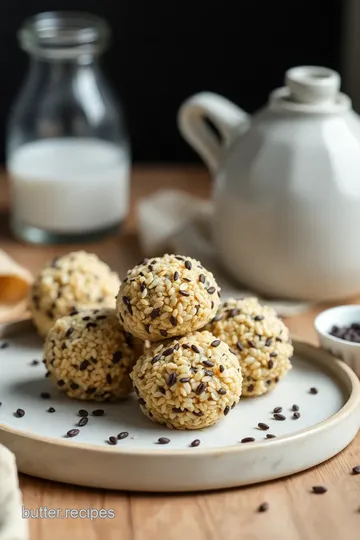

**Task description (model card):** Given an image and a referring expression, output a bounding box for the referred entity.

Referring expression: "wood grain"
[1,167,360,540]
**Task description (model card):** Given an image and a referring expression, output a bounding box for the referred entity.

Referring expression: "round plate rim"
[0,325,359,457]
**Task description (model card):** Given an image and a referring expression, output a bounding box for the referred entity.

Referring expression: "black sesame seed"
[163,348,174,357]
[276,337,282,342]
[158,386,166,394]
[229,308,240,318]
[204,370,214,377]
[174,343,180,351]
[218,388,227,395]
[65,327,74,338]
[86,322,97,329]
[139,282,146,293]
[151,308,161,319]
[211,301,214,309]
[266,434,276,439]
[196,382,206,395]
[310,387,318,394]
[190,439,201,447]
[190,366,197,373]
[170,316,177,326]
[145,324,151,334]
[219,365,225,373]
[247,384,254,392]
[86,387,96,394]
[258,502,269,512]
[191,344,200,353]
[168,373,177,387]
[79,360,90,371]
[66,429,80,438]
[199,274,205,284]
[117,432,129,440]
[193,411,203,417]
[82,316,90,321]
[30,359,40,366]
[92,409,105,417]
[275,377,279,383]
[254,315,264,321]
[270,352,278,358]
[138,397,146,406]
[352,465,360,475]
[182,344,190,349]
[152,354,162,364]
[292,412,301,419]
[108,436,117,445]
[158,437,170,445]
[180,290,190,297]
[70,382,79,390]
[173,271,179,281]
[45,371,51,378]
[202,360,215,367]
[224,405,230,416]
[40,392,51,399]
[106,374,112,384]
[185,260,192,270]
[268,360,274,369]
[178,376,191,384]
[160,330,168,337]
[57,379,65,387]
[148,265,153,272]
[258,422,269,431]
[172,407,182,413]
[175,256,184,261]
[312,486,327,494]
[78,409,88,417]
[112,351,122,364]
[273,413,286,421]
[292,404,299,411]
[211,340,221,347]
[69,309,78,316]
[241,437,255,443]
[195,304,200,314]
[265,337,273,346]
[78,417,88,427]
[273,406,282,413]
[47,407,56,413]
[207,286,216,294]
[248,340,256,348]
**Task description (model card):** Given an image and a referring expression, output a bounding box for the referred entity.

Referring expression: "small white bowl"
[314,305,360,377]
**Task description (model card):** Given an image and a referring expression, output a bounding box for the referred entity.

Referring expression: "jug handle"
[178,92,250,172]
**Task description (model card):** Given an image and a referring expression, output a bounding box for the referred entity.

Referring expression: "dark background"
[0,1,343,163]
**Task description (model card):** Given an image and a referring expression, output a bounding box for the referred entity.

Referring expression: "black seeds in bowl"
[14,408,25,418]
[66,429,80,438]
[78,417,88,427]
[329,323,360,343]
[117,432,129,440]
[92,409,105,417]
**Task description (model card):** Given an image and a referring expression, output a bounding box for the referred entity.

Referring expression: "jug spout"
[178,92,250,172]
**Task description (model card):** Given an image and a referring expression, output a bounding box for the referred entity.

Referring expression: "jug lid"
[269,66,351,113]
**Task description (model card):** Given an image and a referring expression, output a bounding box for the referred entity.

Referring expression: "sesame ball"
[44,308,138,401]
[206,297,293,397]
[116,254,221,341]
[131,331,242,429]
[30,251,120,338]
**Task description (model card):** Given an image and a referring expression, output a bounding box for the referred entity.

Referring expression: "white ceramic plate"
[0,321,359,492]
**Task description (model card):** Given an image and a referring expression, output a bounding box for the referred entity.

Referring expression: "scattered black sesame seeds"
[248,340,256,348]
[352,466,360,475]
[185,260,192,270]
[196,382,206,395]
[92,409,105,417]
[40,392,51,399]
[79,360,90,371]
[292,412,301,420]
[241,437,255,443]
[258,422,269,431]
[118,432,129,440]
[266,434,276,439]
[78,417,88,427]
[269,352,278,358]
[170,316,177,326]
[218,388,227,395]
[229,308,240,318]
[160,330,168,337]
[180,377,191,383]
[273,413,286,421]
[173,271,179,281]
[86,322,97,329]
[65,327,74,338]
[180,291,189,297]
[30,359,39,366]
[199,274,205,284]
[268,360,274,369]
[14,408,25,418]
[47,407,56,413]
[152,354,161,364]
[254,315,264,321]
[151,308,161,319]
[309,387,318,395]
[265,338,273,346]
[112,351,122,364]
[78,409,88,417]
[158,437,170,445]
[211,339,221,347]
[193,411,203,417]
[190,439,201,447]
[273,406,282,413]
[108,436,117,445]
[191,344,200,354]
[312,486,327,494]
[219,365,225,373]
[258,502,269,513]
[292,404,299,411]
[138,397,146,406]
[66,429,80,438]
[202,360,215,367]
[207,287,216,295]
[224,405,230,416]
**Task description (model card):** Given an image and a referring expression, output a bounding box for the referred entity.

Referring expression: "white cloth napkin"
[0,445,28,540]
[137,190,312,317]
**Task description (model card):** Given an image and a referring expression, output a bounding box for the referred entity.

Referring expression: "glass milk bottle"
[6,11,130,243]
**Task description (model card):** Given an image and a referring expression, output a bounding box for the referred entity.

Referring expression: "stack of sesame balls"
[40,252,293,430]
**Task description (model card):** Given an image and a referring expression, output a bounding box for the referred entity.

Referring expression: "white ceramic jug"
[178,66,360,301]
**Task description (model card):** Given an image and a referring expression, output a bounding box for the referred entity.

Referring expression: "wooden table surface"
[1,166,360,540]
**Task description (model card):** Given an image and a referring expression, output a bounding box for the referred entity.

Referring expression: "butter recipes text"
[22,506,115,520]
